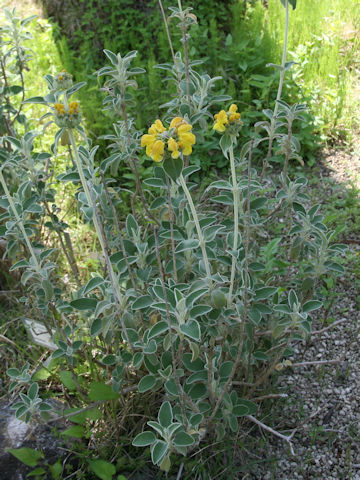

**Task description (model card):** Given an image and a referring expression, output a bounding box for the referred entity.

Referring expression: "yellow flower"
[168,137,180,159]
[141,133,156,157]
[142,117,195,162]
[151,140,165,162]
[213,104,242,132]
[175,121,196,156]
[54,102,65,115]
[213,109,229,132]
[178,131,196,155]
[229,103,241,122]
[170,117,184,129]
[149,119,166,135]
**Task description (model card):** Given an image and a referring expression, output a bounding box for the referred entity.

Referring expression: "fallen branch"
[246,414,296,455]
[253,393,288,402]
[311,318,347,335]
[290,359,341,368]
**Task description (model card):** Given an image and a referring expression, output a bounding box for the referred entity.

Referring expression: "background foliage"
[39,0,360,172]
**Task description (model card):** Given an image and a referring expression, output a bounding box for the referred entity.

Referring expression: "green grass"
[264,0,360,142]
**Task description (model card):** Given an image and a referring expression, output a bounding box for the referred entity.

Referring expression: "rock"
[0,399,66,480]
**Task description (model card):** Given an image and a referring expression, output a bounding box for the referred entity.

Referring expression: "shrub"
[1,2,347,477]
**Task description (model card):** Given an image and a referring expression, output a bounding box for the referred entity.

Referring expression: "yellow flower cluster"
[54,103,66,115]
[213,104,242,133]
[141,117,196,163]
[54,70,73,91]
[53,101,81,128]
[68,101,80,115]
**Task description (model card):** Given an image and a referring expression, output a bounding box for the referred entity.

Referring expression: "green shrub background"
[39,0,359,170]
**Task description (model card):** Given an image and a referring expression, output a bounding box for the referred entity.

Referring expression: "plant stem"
[282,120,293,188]
[207,141,254,425]
[99,172,137,292]
[166,175,178,283]
[120,102,160,225]
[0,169,40,272]
[228,144,239,307]
[177,0,191,106]
[158,0,176,63]
[68,129,132,348]
[154,227,188,424]
[179,173,211,283]
[261,0,289,180]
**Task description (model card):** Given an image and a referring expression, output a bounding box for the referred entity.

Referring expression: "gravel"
[246,149,360,480]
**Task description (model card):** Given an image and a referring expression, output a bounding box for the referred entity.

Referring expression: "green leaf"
[49,460,62,479]
[219,133,233,158]
[84,276,104,295]
[235,399,257,415]
[132,352,143,369]
[165,379,179,396]
[143,178,166,188]
[70,298,97,311]
[143,339,157,355]
[61,425,85,438]
[232,404,249,417]
[27,467,47,476]
[69,408,101,425]
[302,300,322,313]
[132,295,153,310]
[175,239,200,253]
[91,318,103,337]
[180,320,201,342]
[7,447,43,467]
[182,165,200,178]
[9,259,29,271]
[27,382,39,400]
[32,368,50,381]
[173,431,195,447]
[132,431,156,447]
[151,440,168,466]
[22,96,47,105]
[89,382,119,401]
[158,401,173,428]
[149,321,168,339]
[254,287,278,301]
[219,361,234,381]
[150,197,167,210]
[163,156,183,182]
[324,261,344,274]
[49,460,63,480]
[126,214,139,237]
[138,375,157,393]
[189,305,212,318]
[89,459,116,480]
[59,371,76,391]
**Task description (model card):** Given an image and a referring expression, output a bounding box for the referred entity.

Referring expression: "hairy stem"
[158,0,176,62]
[0,169,40,272]
[260,0,289,180]
[166,175,178,283]
[68,129,132,348]
[179,173,212,283]
[228,144,239,307]
[207,141,254,425]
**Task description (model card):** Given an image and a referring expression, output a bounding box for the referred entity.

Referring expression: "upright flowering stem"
[179,173,212,283]
[261,0,289,180]
[68,129,133,348]
[177,0,191,106]
[0,169,41,273]
[228,144,239,307]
